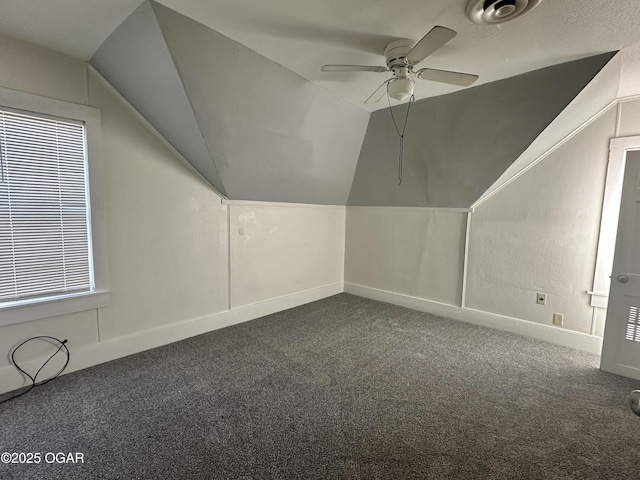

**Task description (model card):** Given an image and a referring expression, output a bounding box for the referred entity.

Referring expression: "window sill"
[0,290,111,327]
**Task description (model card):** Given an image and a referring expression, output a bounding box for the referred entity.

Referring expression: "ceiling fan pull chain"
[398,136,404,185]
[387,91,414,185]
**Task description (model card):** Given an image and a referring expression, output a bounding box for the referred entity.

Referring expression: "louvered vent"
[626,306,640,342]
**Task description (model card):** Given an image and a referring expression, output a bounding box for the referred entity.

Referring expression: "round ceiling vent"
[466,0,542,24]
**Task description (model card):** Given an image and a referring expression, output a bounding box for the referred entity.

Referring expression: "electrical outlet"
[536,293,547,305]
[553,313,564,326]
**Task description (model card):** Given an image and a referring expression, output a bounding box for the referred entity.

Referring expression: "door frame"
[600,136,640,378]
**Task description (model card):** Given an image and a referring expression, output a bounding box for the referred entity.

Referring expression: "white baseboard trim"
[344,282,603,355]
[0,282,344,396]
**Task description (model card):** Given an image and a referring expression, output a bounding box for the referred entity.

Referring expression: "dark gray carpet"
[1,293,639,479]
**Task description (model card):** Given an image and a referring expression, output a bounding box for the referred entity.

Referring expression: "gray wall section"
[151,2,369,205]
[91,1,226,196]
[348,52,616,207]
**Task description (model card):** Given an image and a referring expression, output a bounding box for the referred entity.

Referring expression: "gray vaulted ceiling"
[348,53,616,207]
[92,1,369,204]
[91,1,617,206]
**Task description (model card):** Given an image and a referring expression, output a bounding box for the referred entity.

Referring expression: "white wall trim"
[0,291,111,327]
[226,204,232,311]
[344,282,602,355]
[609,134,640,150]
[461,211,472,308]
[346,206,473,213]
[586,291,609,310]
[223,199,345,209]
[0,282,344,396]
[0,84,99,123]
[617,93,640,104]
[86,65,225,202]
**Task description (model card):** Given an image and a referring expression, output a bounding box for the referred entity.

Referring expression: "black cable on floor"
[0,336,69,405]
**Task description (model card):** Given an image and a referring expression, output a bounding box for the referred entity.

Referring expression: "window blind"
[0,109,92,304]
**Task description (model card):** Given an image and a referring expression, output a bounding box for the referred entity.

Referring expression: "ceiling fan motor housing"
[466,0,542,24]
[384,39,414,69]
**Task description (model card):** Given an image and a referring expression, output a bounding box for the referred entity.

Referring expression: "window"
[0,87,108,327]
[0,108,93,305]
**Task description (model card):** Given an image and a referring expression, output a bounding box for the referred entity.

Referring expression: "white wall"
[343,46,640,354]
[0,37,345,394]
[344,95,640,353]
[5,33,640,395]
[229,204,345,307]
[345,208,467,306]
[466,108,617,334]
[0,34,87,105]
[618,98,640,136]
[88,73,230,340]
[465,96,640,341]
[343,108,618,350]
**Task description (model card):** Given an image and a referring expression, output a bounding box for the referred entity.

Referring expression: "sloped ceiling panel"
[92,0,369,205]
[91,1,226,196]
[348,52,616,208]
[477,51,622,206]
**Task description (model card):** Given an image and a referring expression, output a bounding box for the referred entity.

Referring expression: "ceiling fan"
[321,26,479,104]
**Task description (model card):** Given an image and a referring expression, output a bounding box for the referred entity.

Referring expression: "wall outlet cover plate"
[537,293,547,305]
[553,313,564,326]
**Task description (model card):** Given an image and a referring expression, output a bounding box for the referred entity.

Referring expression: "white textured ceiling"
[1,0,640,111]
[0,0,142,61]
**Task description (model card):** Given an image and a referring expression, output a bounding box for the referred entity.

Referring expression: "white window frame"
[0,86,109,326]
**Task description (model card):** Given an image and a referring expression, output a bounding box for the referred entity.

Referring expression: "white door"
[601,152,640,380]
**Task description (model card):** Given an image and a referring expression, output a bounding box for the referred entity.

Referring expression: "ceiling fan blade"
[416,68,479,87]
[321,65,388,73]
[364,80,391,104]
[406,26,457,65]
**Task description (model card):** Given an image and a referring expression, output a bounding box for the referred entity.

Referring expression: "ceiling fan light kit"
[466,0,542,24]
[388,76,414,102]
